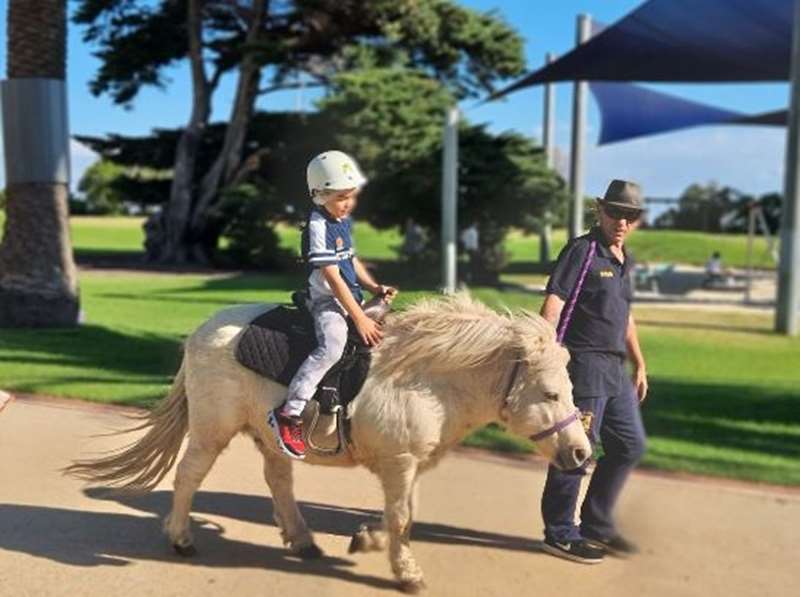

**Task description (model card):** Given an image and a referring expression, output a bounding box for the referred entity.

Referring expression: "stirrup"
[304,402,348,456]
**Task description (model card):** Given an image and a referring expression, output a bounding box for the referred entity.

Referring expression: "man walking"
[539,179,649,564]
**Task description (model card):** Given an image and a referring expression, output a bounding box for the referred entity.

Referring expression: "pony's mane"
[375,293,566,378]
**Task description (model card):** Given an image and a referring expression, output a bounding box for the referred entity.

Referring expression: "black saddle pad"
[235,305,371,409]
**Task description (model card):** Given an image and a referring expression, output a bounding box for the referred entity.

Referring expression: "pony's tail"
[64,357,189,494]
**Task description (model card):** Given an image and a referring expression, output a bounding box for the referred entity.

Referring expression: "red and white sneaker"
[267,409,306,459]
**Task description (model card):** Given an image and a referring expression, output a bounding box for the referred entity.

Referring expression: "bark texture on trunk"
[0,183,79,326]
[7,0,65,78]
[145,0,210,263]
[187,0,267,263]
[0,0,79,327]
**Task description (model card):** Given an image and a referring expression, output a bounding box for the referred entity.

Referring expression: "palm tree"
[0,0,79,326]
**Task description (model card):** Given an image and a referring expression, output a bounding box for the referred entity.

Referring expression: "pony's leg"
[262,452,321,558]
[349,518,387,554]
[349,476,419,555]
[164,436,227,555]
[379,455,424,593]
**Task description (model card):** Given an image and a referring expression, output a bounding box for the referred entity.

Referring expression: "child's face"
[322,187,359,219]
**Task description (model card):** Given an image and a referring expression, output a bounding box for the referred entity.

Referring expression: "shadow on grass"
[636,317,773,336]
[75,249,147,267]
[0,324,182,399]
[642,450,800,485]
[643,378,800,462]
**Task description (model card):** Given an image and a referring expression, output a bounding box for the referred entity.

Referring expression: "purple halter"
[530,409,581,442]
[501,361,582,443]
[556,240,597,344]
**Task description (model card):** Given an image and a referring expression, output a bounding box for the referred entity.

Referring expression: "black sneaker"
[584,534,639,557]
[541,538,605,564]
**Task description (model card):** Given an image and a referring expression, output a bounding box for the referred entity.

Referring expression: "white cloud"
[69,138,98,192]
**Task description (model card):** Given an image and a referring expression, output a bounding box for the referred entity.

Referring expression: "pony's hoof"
[399,579,426,594]
[173,543,197,557]
[296,544,324,559]
[348,532,368,554]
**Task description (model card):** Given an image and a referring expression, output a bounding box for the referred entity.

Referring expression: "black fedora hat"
[597,179,646,211]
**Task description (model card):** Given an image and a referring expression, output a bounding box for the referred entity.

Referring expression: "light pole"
[441,106,459,294]
[568,13,591,241]
[776,0,800,335]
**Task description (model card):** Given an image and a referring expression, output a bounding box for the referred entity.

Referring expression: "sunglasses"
[601,204,642,222]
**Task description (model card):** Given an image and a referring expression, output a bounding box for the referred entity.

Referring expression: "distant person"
[267,150,398,459]
[460,222,480,283]
[402,218,426,260]
[704,251,733,285]
[705,251,723,279]
[538,179,648,564]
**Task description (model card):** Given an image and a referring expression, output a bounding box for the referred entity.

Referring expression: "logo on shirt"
[599,269,614,278]
[580,411,594,434]
[336,236,344,250]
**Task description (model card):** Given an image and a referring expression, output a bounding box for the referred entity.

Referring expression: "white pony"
[68,294,590,593]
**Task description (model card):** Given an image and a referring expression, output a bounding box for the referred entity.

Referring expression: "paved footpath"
[1,396,797,597]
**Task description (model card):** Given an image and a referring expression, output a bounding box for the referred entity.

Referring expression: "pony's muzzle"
[571,447,590,467]
[554,445,590,471]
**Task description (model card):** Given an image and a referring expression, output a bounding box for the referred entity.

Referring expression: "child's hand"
[355,316,384,347]
[376,285,398,302]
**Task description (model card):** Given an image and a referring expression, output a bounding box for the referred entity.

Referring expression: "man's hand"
[632,366,648,402]
[355,315,384,347]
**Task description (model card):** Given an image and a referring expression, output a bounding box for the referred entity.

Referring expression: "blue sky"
[0,0,791,201]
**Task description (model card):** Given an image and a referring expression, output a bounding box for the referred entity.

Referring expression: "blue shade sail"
[590,82,785,144]
[736,109,789,126]
[490,0,793,100]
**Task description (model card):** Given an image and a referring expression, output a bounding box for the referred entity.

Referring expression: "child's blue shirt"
[302,206,363,303]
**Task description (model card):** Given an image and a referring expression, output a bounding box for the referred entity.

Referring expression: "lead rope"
[556,240,596,344]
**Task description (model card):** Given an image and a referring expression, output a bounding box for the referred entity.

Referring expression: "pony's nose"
[573,447,589,466]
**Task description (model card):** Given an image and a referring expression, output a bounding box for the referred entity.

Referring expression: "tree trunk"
[145,0,210,263]
[0,0,79,327]
[187,0,267,262]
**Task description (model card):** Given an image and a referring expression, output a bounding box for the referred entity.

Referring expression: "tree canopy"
[75,0,525,105]
[74,0,529,263]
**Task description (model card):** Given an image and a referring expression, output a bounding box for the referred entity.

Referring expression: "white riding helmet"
[307,150,367,205]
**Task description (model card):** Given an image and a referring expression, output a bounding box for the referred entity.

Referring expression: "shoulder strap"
[556,240,596,344]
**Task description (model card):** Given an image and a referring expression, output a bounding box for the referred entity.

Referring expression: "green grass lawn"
[0,215,797,485]
[503,227,777,270]
[0,214,776,269]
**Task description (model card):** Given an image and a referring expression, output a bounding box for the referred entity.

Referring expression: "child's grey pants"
[282,296,349,417]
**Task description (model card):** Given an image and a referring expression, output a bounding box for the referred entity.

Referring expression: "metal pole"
[441,106,459,294]
[776,0,800,335]
[746,203,756,304]
[540,53,555,263]
[569,14,591,241]
[543,53,556,169]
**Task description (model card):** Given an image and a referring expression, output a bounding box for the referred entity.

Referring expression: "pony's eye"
[545,392,559,401]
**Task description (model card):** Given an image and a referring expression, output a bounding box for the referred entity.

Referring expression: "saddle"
[235,292,390,454]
